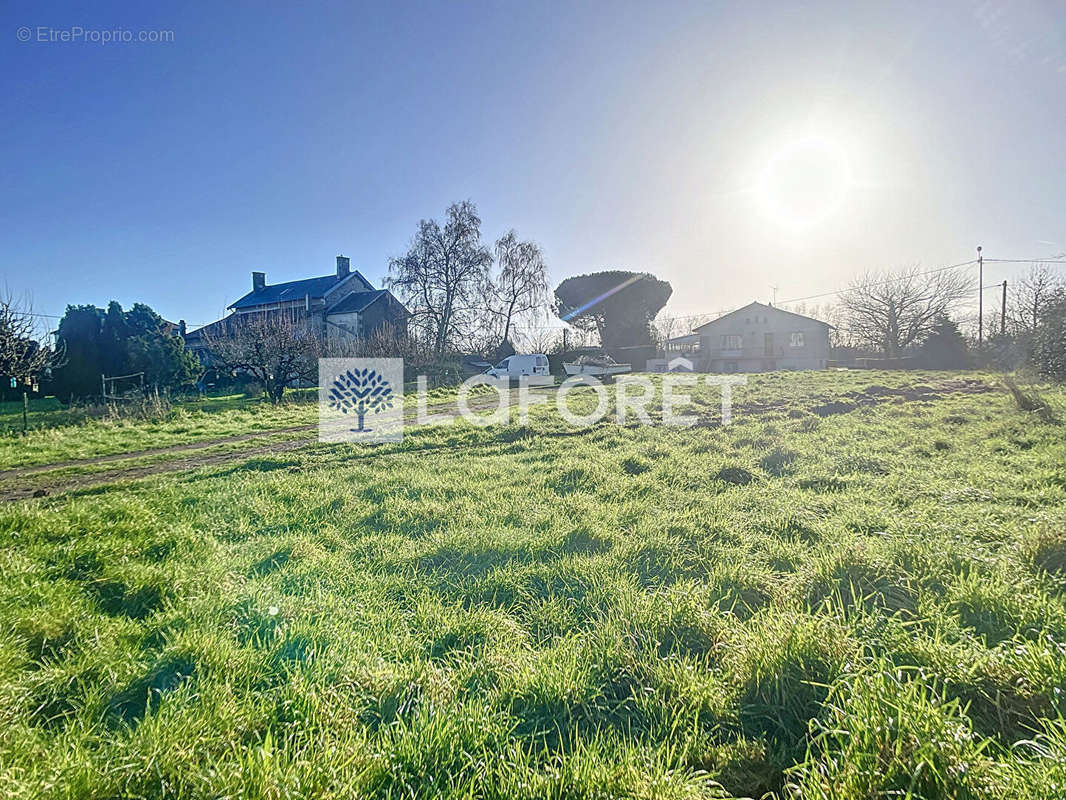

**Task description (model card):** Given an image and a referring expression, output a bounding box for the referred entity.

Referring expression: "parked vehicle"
[562,355,632,377]
[485,354,552,382]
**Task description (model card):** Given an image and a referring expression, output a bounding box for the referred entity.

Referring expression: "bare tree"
[840,267,971,356]
[788,302,850,349]
[490,231,549,351]
[656,314,716,349]
[525,327,564,355]
[0,292,63,385]
[652,315,683,350]
[387,201,493,358]
[1009,264,1065,335]
[203,313,323,402]
[324,322,430,362]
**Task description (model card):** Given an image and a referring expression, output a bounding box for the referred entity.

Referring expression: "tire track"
[0,389,552,502]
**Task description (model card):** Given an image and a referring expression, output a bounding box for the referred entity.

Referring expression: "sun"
[756,135,854,231]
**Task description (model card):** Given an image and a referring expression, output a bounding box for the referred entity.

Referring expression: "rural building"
[689,302,831,372]
[184,255,409,357]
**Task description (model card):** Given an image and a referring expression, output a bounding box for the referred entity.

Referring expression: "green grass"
[0,384,502,470]
[0,371,1064,798]
[0,393,317,468]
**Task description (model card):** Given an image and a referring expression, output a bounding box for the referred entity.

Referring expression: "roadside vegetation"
[1,370,1064,798]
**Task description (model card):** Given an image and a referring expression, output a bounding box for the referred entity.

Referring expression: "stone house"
[184,255,409,358]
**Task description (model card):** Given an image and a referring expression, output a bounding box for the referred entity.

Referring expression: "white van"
[485,354,551,382]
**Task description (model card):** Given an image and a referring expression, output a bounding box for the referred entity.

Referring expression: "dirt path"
[0,390,549,502]
[0,424,316,481]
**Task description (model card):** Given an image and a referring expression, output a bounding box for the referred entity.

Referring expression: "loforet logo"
[319,359,404,443]
[328,368,394,431]
[320,357,747,442]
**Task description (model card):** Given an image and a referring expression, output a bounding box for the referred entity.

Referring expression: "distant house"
[691,302,831,372]
[184,255,409,357]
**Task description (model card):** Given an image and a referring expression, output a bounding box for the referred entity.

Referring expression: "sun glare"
[756,134,854,231]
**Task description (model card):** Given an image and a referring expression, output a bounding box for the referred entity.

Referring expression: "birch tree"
[387,201,492,357]
[490,231,549,349]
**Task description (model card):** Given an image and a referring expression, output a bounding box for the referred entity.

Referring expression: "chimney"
[252,271,266,292]
[178,320,187,336]
[336,255,350,279]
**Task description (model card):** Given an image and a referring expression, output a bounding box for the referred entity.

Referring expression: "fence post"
[22,391,28,435]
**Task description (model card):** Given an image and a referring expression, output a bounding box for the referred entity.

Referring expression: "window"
[495,358,510,369]
[789,332,805,348]
[722,334,742,350]
[535,355,548,366]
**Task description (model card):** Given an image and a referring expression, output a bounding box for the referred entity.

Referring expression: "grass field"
[0,393,317,469]
[0,384,497,471]
[1,371,1064,799]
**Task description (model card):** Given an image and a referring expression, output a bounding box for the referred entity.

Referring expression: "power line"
[664,255,1050,327]
[983,258,1066,264]
[776,259,980,307]
[10,309,64,320]
[510,259,984,335]
[515,254,1054,341]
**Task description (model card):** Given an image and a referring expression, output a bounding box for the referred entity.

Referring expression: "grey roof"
[692,301,832,331]
[183,316,230,342]
[326,289,387,315]
[228,271,370,310]
[666,332,701,346]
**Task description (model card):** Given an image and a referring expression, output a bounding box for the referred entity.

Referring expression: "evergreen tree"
[51,306,106,400]
[1033,292,1066,380]
[51,302,199,400]
[920,316,971,370]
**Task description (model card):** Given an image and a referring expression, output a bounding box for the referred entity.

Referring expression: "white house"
[691,302,831,372]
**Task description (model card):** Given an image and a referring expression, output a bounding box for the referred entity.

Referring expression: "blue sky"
[2,0,1065,332]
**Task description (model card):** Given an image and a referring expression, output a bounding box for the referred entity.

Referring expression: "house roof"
[228,271,372,310]
[328,289,412,317]
[692,301,832,331]
[183,316,230,343]
[326,289,387,315]
[666,332,701,346]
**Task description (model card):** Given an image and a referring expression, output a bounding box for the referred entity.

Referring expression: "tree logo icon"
[327,367,395,432]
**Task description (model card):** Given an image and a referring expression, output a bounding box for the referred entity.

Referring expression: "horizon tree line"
[4,204,1064,401]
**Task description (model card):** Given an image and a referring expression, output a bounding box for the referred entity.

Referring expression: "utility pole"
[562,327,568,352]
[1001,280,1007,336]
[977,246,983,346]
